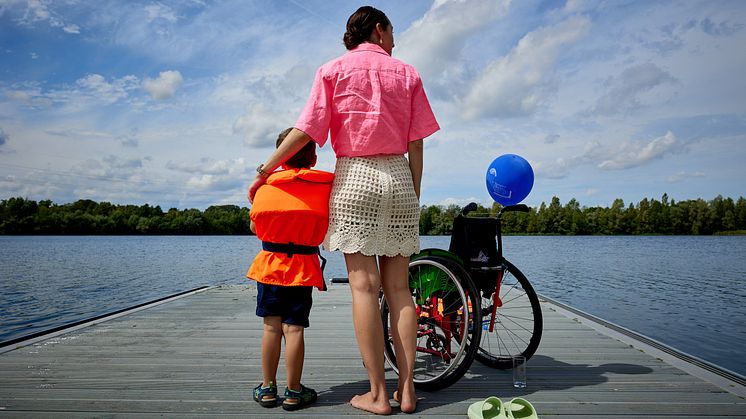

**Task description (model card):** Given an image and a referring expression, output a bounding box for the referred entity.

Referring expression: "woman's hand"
[407,139,424,200]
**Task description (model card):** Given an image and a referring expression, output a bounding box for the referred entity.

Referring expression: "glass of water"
[513,356,527,388]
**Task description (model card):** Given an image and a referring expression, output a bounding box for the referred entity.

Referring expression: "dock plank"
[1,284,744,418]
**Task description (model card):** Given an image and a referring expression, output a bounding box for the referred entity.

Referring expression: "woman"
[249,6,439,415]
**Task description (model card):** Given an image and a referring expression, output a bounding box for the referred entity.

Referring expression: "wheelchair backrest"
[448,215,499,270]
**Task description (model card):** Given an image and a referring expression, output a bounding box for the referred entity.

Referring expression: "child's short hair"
[277,128,316,169]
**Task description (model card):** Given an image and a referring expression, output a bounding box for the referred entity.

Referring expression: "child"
[247,127,333,411]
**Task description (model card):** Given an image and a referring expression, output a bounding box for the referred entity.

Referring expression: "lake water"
[1,235,745,377]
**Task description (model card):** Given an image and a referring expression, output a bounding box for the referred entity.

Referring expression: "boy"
[247,128,333,411]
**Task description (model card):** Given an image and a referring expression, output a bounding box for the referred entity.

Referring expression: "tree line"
[0,198,250,235]
[1,194,745,236]
[420,194,746,235]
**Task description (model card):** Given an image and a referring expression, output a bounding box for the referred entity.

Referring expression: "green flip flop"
[468,396,507,419]
[506,398,538,419]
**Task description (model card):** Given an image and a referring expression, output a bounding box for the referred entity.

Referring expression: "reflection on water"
[1,235,745,377]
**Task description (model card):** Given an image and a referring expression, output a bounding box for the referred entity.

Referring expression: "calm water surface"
[1,235,744,376]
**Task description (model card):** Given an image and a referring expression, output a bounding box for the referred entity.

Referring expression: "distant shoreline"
[2,195,745,236]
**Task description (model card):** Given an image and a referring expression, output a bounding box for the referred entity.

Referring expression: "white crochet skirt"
[324,155,420,257]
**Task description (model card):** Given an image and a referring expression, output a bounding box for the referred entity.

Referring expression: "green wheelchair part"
[408,249,465,305]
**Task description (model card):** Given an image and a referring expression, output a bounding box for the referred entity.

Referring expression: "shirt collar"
[350,43,389,56]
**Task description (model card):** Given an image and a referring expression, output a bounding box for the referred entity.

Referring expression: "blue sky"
[1,0,744,210]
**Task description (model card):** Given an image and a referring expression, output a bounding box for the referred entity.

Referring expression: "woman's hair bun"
[342,6,390,50]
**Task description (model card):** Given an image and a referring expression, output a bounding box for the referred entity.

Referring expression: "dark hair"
[277,128,316,169]
[343,6,391,50]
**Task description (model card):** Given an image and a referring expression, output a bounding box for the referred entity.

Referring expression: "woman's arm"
[407,139,424,200]
[248,128,312,202]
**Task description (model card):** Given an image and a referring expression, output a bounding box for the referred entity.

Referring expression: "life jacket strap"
[262,241,318,256]
[261,241,328,291]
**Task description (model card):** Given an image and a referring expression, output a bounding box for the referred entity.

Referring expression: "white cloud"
[544,134,560,144]
[5,89,34,102]
[120,136,138,148]
[145,4,178,23]
[143,70,183,100]
[1,75,138,114]
[233,104,289,147]
[698,17,744,37]
[591,63,677,115]
[585,188,600,197]
[666,170,706,183]
[462,16,591,119]
[45,127,113,140]
[176,158,248,192]
[62,23,80,34]
[185,174,244,191]
[597,131,680,170]
[167,157,246,176]
[78,155,145,179]
[395,0,510,85]
[102,155,144,170]
[16,0,81,34]
[72,74,139,105]
[533,156,576,180]
[534,131,683,178]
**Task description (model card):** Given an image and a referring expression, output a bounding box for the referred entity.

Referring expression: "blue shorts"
[255,283,313,328]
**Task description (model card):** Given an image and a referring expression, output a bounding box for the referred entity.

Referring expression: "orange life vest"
[246,168,334,290]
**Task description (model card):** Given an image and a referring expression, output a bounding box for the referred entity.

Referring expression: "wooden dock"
[1,284,744,418]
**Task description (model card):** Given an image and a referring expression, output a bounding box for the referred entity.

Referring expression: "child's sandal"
[253,382,278,408]
[282,384,317,411]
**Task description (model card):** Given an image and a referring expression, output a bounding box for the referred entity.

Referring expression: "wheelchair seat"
[448,215,500,271]
[448,214,501,296]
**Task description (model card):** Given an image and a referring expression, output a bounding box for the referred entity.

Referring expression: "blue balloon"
[485,154,534,205]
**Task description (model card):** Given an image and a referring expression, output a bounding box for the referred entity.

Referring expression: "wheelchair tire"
[475,259,543,369]
[381,255,481,390]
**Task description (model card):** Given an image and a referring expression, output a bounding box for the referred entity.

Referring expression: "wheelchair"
[380,203,543,390]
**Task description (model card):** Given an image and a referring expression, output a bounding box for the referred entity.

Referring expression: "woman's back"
[296,43,438,158]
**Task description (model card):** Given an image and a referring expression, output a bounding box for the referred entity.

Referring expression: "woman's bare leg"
[345,252,392,415]
[380,255,417,413]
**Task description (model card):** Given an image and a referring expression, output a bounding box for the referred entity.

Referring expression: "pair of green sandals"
[253,382,317,411]
[468,396,538,419]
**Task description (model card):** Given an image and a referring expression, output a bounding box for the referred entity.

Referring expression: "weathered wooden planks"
[1,284,744,418]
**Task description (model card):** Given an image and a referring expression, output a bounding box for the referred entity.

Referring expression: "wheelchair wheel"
[381,256,481,390]
[475,260,543,369]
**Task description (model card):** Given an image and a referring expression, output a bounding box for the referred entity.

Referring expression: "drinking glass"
[513,356,527,388]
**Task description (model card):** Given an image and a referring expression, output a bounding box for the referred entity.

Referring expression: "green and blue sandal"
[282,384,317,411]
[253,382,278,408]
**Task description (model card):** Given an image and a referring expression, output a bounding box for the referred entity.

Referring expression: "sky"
[1,0,745,210]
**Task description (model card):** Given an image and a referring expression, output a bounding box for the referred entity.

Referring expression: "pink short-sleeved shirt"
[295,43,440,157]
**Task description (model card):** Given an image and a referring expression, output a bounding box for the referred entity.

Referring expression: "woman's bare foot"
[392,387,417,414]
[351,392,392,415]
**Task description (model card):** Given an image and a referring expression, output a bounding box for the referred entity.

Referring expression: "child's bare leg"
[282,323,305,391]
[345,252,392,415]
[261,316,283,387]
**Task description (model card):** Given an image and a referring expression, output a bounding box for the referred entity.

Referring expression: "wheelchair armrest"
[500,204,529,213]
